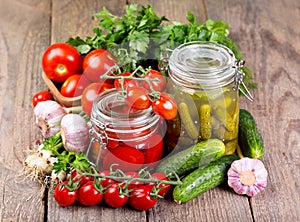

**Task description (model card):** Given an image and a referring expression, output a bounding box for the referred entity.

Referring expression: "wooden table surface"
[1,0,300,221]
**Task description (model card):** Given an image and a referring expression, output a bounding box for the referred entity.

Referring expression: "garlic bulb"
[34,100,67,138]
[227,157,268,197]
[60,114,90,153]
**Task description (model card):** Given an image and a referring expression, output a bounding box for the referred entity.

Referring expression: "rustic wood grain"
[0,0,51,221]
[206,0,300,221]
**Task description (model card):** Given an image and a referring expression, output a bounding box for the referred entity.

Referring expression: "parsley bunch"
[67,4,256,89]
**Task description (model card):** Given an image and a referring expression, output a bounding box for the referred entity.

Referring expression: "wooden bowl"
[42,72,81,107]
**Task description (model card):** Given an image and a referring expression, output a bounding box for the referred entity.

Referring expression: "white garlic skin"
[60,113,90,153]
[34,100,67,139]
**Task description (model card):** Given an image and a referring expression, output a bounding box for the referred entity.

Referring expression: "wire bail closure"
[86,118,109,167]
[233,60,254,102]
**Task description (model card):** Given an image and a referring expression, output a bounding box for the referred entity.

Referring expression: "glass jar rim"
[168,41,237,89]
[91,89,160,137]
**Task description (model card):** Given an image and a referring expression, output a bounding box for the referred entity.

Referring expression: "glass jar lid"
[168,41,236,89]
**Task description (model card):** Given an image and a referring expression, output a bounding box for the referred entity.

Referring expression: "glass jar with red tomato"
[85,89,165,172]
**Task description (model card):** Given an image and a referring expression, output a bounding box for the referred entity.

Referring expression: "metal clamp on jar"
[161,41,253,155]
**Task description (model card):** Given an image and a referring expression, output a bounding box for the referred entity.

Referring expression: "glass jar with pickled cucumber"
[164,41,253,155]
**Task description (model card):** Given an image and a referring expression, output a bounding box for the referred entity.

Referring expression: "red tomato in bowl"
[83,49,117,82]
[81,82,114,116]
[60,74,91,97]
[42,43,82,82]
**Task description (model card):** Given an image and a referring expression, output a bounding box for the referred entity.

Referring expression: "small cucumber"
[173,155,239,203]
[238,109,264,159]
[156,139,225,177]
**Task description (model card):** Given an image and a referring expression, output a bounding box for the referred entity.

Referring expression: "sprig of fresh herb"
[66,4,256,90]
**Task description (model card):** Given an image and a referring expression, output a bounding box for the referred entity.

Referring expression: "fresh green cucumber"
[238,109,264,159]
[173,155,239,203]
[156,139,225,177]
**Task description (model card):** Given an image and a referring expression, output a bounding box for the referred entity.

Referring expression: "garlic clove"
[60,114,90,153]
[34,100,67,138]
[227,157,268,197]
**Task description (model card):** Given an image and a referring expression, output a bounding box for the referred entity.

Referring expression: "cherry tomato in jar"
[83,49,117,82]
[60,74,90,97]
[146,172,171,196]
[114,72,140,91]
[125,87,151,110]
[54,181,78,207]
[142,69,166,92]
[71,169,93,187]
[42,43,82,82]
[81,82,114,116]
[77,181,104,206]
[129,186,158,211]
[103,183,129,208]
[102,145,145,172]
[32,90,53,107]
[152,93,177,120]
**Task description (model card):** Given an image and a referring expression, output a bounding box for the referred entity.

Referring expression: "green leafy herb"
[66,4,256,90]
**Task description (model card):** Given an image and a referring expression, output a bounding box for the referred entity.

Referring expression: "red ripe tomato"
[102,145,145,172]
[142,69,166,92]
[42,43,82,82]
[103,183,129,208]
[81,82,114,116]
[129,186,158,211]
[98,170,116,187]
[146,172,171,196]
[54,181,78,207]
[32,90,53,107]
[123,172,144,190]
[78,181,104,206]
[83,49,117,82]
[60,74,91,97]
[71,169,93,187]
[114,72,139,91]
[125,87,151,110]
[152,93,177,120]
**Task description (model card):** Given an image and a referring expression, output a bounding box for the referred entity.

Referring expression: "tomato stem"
[82,172,182,185]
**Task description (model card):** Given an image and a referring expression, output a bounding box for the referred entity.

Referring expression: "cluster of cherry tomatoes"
[33,42,178,121]
[54,169,171,211]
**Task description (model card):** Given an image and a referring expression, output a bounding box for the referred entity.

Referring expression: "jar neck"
[91,89,161,141]
[168,41,237,90]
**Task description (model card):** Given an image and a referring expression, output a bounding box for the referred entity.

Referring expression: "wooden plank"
[46,1,147,221]
[206,0,300,221]
[0,0,51,221]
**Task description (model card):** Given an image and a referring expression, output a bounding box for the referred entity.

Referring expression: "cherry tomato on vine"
[71,169,93,187]
[125,87,151,110]
[142,69,166,92]
[81,82,114,116]
[102,145,145,172]
[129,186,158,211]
[98,170,117,187]
[32,90,53,107]
[54,181,78,207]
[146,172,171,196]
[114,72,139,91]
[103,183,129,208]
[60,74,90,97]
[123,171,144,190]
[152,93,177,120]
[42,43,82,82]
[78,181,104,206]
[83,49,117,82]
